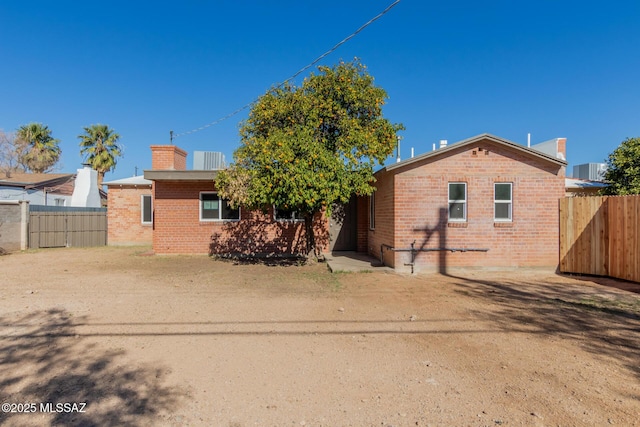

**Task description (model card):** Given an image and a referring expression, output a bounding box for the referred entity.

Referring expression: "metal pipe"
[393,247,489,252]
[381,244,489,253]
[380,243,490,274]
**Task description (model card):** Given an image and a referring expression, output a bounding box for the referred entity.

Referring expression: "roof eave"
[103,177,152,186]
[0,174,75,188]
[143,170,219,181]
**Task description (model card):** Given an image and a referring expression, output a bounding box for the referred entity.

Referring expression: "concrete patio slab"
[325,251,394,273]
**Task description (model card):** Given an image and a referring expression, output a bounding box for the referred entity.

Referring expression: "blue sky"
[1,0,638,181]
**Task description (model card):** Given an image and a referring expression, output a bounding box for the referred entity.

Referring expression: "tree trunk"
[304,213,318,259]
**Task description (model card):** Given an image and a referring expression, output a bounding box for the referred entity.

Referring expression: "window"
[141,195,152,224]
[369,193,375,230]
[54,198,66,207]
[494,183,512,221]
[275,207,302,221]
[448,182,467,221]
[200,192,240,221]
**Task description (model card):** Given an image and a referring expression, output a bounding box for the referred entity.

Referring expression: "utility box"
[572,163,607,181]
[193,151,226,170]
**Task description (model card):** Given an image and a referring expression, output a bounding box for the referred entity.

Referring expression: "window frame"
[199,192,240,222]
[141,194,153,225]
[448,182,467,222]
[274,206,303,222]
[494,182,513,222]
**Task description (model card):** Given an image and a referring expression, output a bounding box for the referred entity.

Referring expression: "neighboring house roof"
[381,133,567,173]
[0,173,76,195]
[0,172,108,201]
[0,173,74,186]
[143,170,218,181]
[565,178,608,190]
[103,176,152,186]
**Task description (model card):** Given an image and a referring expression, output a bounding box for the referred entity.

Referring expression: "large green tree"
[217,60,403,256]
[78,124,122,187]
[602,137,640,195]
[15,123,61,173]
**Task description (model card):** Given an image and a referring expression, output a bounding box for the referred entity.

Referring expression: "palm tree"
[78,124,122,187]
[15,123,62,173]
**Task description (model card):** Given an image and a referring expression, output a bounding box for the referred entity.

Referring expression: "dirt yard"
[0,247,639,427]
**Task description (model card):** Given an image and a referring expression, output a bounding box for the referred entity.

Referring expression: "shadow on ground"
[0,308,181,426]
[449,273,640,384]
[211,253,309,267]
[561,273,640,295]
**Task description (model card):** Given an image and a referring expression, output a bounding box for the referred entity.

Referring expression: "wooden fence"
[29,205,107,249]
[560,195,640,282]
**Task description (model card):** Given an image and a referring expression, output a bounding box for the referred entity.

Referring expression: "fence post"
[65,214,69,247]
[20,200,29,250]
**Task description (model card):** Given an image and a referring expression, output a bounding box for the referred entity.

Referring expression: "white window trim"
[448,182,467,222]
[494,182,513,222]
[199,191,240,222]
[141,194,153,224]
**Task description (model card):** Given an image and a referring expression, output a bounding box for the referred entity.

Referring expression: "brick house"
[141,145,328,255]
[368,133,567,273]
[103,175,153,245]
[107,134,566,270]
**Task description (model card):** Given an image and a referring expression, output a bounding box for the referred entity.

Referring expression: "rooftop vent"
[573,163,608,182]
[193,151,226,170]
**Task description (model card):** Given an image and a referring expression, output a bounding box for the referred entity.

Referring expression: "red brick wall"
[107,185,153,245]
[356,196,369,252]
[369,140,566,272]
[368,168,395,266]
[150,145,187,170]
[153,180,329,255]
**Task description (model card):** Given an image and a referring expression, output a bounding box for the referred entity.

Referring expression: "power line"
[173,0,401,139]
[281,0,401,88]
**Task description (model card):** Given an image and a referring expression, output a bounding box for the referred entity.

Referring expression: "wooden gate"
[559,195,640,283]
[29,205,107,248]
[329,196,358,251]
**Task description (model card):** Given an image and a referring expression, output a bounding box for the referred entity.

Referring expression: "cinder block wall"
[369,140,565,272]
[0,201,28,252]
[107,186,153,245]
[153,180,328,255]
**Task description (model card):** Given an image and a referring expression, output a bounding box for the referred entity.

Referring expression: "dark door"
[330,196,357,251]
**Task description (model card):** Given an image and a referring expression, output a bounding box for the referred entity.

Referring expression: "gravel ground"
[0,246,639,426]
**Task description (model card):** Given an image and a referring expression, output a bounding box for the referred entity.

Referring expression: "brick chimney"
[150,145,188,170]
[557,138,567,161]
